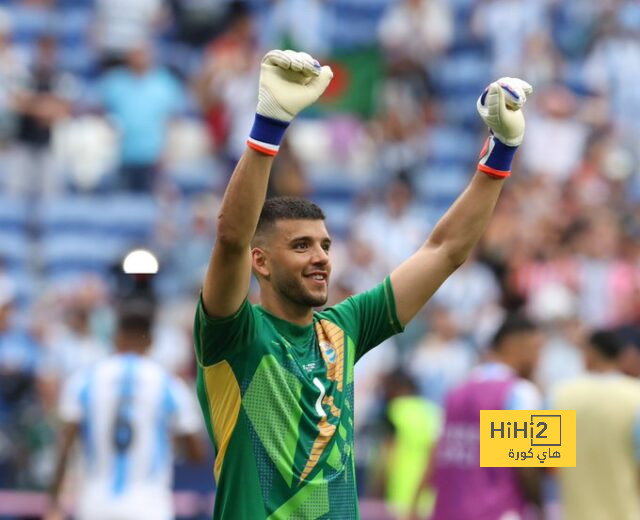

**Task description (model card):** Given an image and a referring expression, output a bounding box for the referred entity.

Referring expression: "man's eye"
[322,243,331,252]
[294,243,308,250]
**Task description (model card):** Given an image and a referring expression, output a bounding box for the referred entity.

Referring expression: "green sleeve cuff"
[383,276,405,334]
[198,292,250,324]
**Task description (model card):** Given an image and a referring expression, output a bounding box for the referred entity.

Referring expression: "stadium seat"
[57,43,97,78]
[431,54,492,96]
[57,7,91,49]
[40,232,127,276]
[311,198,352,239]
[38,194,158,278]
[426,125,479,164]
[415,164,471,205]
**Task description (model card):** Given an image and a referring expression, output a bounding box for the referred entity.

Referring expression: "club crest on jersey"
[319,341,337,364]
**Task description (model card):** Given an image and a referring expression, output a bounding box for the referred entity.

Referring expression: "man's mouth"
[304,272,328,284]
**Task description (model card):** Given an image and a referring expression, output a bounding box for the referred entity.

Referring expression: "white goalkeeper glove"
[476,77,533,178]
[477,77,532,146]
[248,50,333,156]
[257,49,333,121]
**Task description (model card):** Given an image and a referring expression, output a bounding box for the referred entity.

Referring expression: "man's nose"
[311,244,329,264]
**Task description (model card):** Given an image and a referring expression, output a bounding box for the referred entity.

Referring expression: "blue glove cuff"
[477,134,518,178]
[247,114,290,156]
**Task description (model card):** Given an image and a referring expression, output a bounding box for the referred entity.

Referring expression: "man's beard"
[275,272,328,308]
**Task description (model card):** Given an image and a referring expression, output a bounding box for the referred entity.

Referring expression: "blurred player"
[376,370,441,519]
[194,48,533,518]
[552,330,640,520]
[427,314,544,520]
[45,299,205,520]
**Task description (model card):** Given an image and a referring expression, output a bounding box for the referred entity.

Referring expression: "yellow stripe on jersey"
[300,417,337,482]
[203,360,241,482]
[322,395,341,418]
[296,320,346,483]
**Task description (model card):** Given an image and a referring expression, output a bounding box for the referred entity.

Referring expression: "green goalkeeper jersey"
[193,277,403,520]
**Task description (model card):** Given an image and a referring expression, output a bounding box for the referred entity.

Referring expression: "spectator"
[519,31,560,89]
[332,233,389,298]
[352,173,431,272]
[264,0,332,57]
[0,275,43,488]
[168,0,230,48]
[39,279,111,405]
[94,0,164,69]
[429,314,544,520]
[551,330,640,520]
[267,140,309,198]
[549,0,613,59]
[431,254,503,346]
[0,7,28,147]
[406,305,477,406]
[193,3,260,161]
[148,299,197,379]
[98,42,184,192]
[519,85,589,183]
[379,0,453,63]
[371,84,432,174]
[502,184,580,308]
[165,193,220,295]
[472,0,548,78]
[565,129,621,208]
[583,3,640,138]
[573,210,636,327]
[9,35,75,199]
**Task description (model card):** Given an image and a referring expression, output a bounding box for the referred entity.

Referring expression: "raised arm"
[202,50,333,317]
[391,77,533,325]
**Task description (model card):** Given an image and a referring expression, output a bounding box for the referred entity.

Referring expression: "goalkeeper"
[193,49,532,519]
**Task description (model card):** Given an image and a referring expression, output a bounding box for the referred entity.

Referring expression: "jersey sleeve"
[325,276,404,362]
[193,295,259,367]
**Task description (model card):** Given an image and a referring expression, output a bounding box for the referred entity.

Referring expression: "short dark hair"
[491,314,538,350]
[253,196,325,244]
[589,330,624,360]
[383,369,419,396]
[116,298,154,337]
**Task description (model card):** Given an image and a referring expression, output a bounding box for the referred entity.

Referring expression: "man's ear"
[251,247,270,279]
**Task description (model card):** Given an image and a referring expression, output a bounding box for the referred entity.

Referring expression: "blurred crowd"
[1,0,640,518]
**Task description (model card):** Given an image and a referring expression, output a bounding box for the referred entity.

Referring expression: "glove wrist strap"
[247,114,290,156]
[477,134,518,178]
